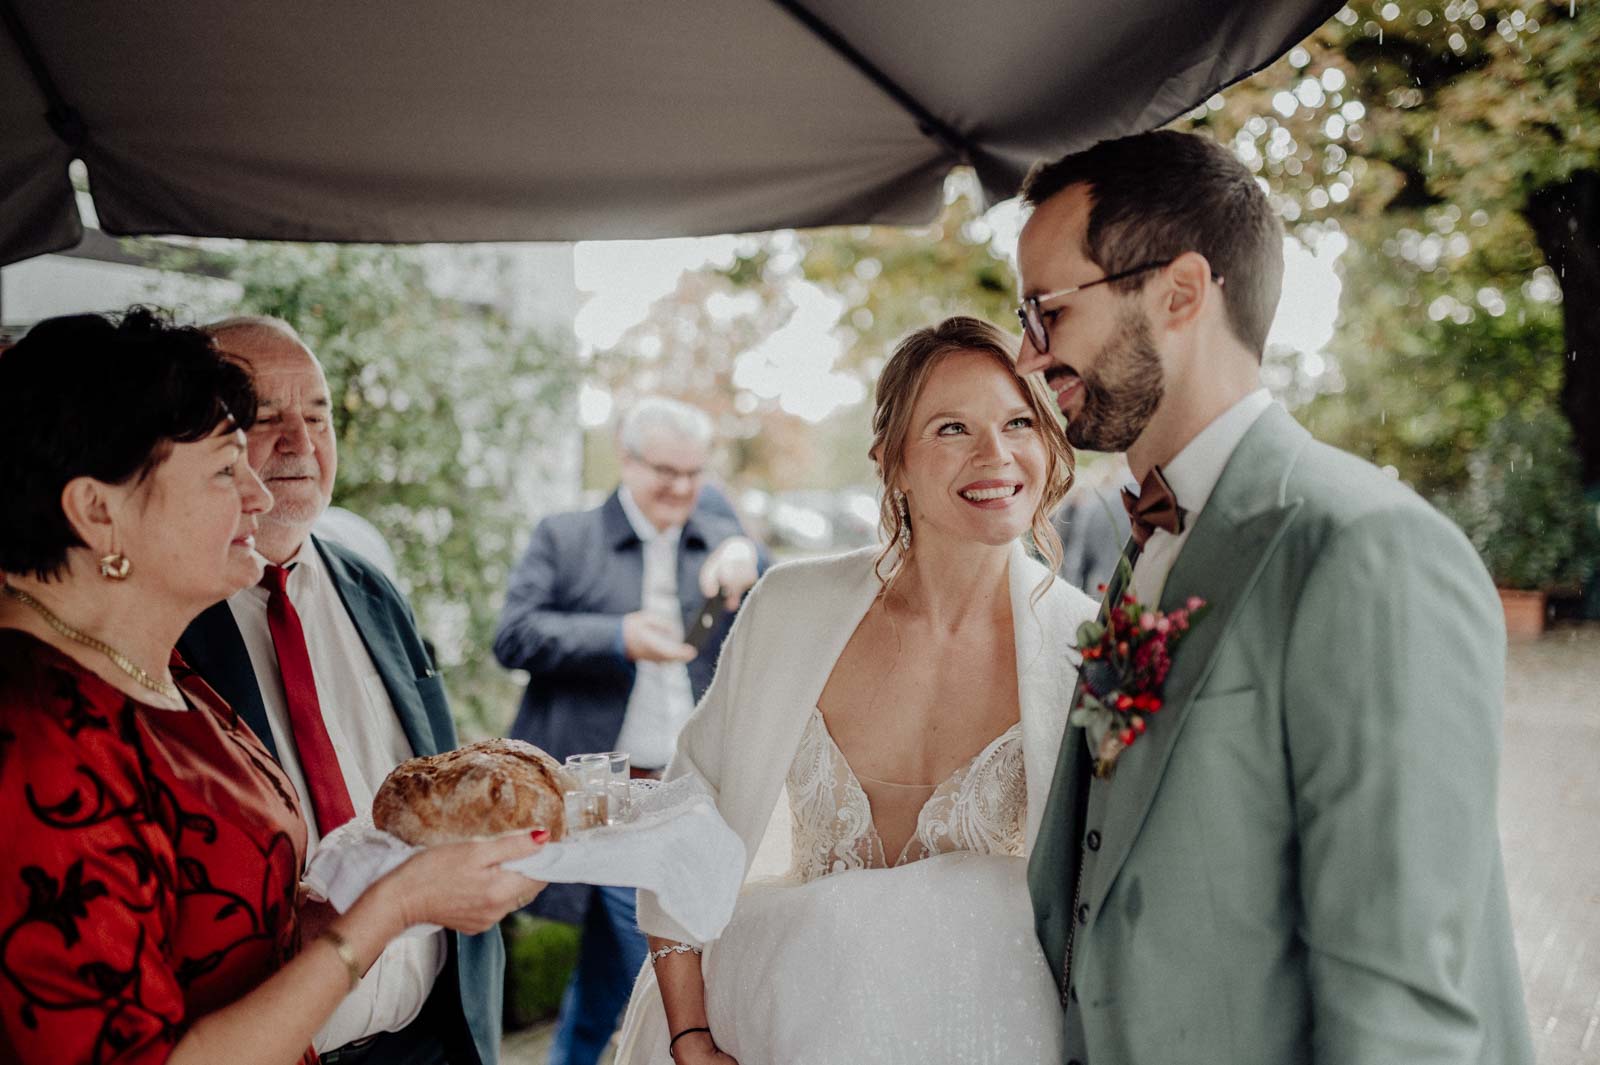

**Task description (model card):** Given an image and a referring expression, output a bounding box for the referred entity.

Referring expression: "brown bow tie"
[1121,465,1187,548]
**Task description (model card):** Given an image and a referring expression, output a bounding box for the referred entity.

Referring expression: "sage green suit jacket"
[1028,405,1533,1064]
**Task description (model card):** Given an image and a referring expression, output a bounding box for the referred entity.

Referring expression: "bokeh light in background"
[572,200,1344,429]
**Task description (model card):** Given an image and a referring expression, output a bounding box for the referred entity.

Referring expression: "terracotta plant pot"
[1498,588,1548,640]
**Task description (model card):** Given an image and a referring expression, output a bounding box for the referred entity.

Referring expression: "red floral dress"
[0,630,315,1065]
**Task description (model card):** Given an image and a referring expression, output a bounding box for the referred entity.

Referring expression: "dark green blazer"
[1028,406,1532,1064]
[178,536,503,1065]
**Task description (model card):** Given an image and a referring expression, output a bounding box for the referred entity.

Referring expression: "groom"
[1016,130,1533,1064]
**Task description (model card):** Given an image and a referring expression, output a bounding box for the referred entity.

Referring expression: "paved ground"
[1502,623,1600,1064]
[500,1023,578,1065]
[503,622,1600,1065]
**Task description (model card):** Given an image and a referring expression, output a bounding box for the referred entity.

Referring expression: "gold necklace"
[2,584,181,701]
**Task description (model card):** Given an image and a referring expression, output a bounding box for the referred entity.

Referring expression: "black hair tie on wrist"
[669,1026,713,1057]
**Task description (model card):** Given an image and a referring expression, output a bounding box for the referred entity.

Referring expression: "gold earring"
[98,551,131,581]
[893,489,912,552]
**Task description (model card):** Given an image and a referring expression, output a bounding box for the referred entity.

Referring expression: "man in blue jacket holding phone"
[494,396,763,1065]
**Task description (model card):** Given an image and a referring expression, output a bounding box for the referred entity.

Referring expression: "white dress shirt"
[612,488,697,770]
[227,541,447,1053]
[1130,388,1275,608]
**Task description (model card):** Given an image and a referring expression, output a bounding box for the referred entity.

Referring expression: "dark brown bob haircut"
[0,307,258,580]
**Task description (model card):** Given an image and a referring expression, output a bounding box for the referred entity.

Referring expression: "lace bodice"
[784,706,1026,882]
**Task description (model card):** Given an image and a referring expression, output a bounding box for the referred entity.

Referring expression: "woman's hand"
[671,1030,740,1065]
[372,830,549,935]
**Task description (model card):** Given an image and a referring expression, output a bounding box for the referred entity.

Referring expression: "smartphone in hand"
[684,594,726,654]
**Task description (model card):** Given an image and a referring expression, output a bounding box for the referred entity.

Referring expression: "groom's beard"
[1063,306,1165,453]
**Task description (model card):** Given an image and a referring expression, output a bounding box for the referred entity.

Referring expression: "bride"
[616,316,1097,1064]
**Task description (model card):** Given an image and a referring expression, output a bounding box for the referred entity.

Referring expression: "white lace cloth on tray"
[302,775,744,943]
[785,706,1025,882]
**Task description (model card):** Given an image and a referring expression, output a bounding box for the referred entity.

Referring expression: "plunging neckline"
[809,705,1021,867]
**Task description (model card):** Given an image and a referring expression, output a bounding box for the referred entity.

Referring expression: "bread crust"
[372,738,570,845]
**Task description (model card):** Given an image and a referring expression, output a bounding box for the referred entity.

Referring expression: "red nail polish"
[531,829,550,844]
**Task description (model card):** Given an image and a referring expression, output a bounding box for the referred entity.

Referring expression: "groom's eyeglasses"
[1017,258,1226,355]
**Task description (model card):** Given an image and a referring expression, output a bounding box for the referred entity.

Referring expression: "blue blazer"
[177,536,504,1065]
[493,490,760,924]
[493,490,757,761]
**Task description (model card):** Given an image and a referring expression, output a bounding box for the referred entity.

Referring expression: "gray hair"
[203,315,308,351]
[618,396,713,454]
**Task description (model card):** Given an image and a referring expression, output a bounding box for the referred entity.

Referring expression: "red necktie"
[261,564,355,833]
[1121,465,1188,548]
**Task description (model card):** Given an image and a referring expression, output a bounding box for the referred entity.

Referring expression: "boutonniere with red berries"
[1071,566,1209,778]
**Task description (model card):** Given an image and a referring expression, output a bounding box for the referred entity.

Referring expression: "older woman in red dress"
[0,309,546,1065]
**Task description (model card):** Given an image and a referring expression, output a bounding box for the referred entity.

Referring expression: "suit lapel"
[1064,540,1138,786]
[1027,537,1136,973]
[1060,536,1139,765]
[1084,407,1309,918]
[315,538,438,758]
[180,600,280,761]
[600,490,646,619]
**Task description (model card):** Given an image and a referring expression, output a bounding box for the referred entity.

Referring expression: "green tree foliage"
[585,179,1020,491]
[160,243,577,734]
[585,265,825,489]
[1443,410,1600,589]
[1294,235,1567,501]
[787,176,1019,384]
[771,182,1022,488]
[1186,0,1600,487]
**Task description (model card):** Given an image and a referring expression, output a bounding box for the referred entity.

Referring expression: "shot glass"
[564,753,612,827]
[562,788,607,834]
[597,751,631,822]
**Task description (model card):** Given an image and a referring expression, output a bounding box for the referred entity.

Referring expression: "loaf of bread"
[372,738,570,845]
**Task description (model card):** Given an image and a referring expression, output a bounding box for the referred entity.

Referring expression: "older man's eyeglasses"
[1016,258,1223,355]
[627,450,705,485]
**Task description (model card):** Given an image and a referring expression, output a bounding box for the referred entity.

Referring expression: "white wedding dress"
[694,706,1063,1064]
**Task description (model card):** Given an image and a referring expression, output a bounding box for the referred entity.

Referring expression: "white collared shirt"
[227,540,447,1053]
[612,487,697,770]
[1129,388,1275,608]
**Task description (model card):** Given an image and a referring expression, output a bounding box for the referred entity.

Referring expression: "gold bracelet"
[319,929,363,992]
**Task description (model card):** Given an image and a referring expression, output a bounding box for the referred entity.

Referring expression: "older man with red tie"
[177,316,505,1065]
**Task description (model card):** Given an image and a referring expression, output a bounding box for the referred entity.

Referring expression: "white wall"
[0,255,240,330]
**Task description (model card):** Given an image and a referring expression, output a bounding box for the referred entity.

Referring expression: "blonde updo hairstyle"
[870,316,1075,595]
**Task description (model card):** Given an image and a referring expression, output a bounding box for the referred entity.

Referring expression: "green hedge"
[502,914,581,1029]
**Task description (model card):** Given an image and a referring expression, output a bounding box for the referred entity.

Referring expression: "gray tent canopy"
[1,0,1340,268]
